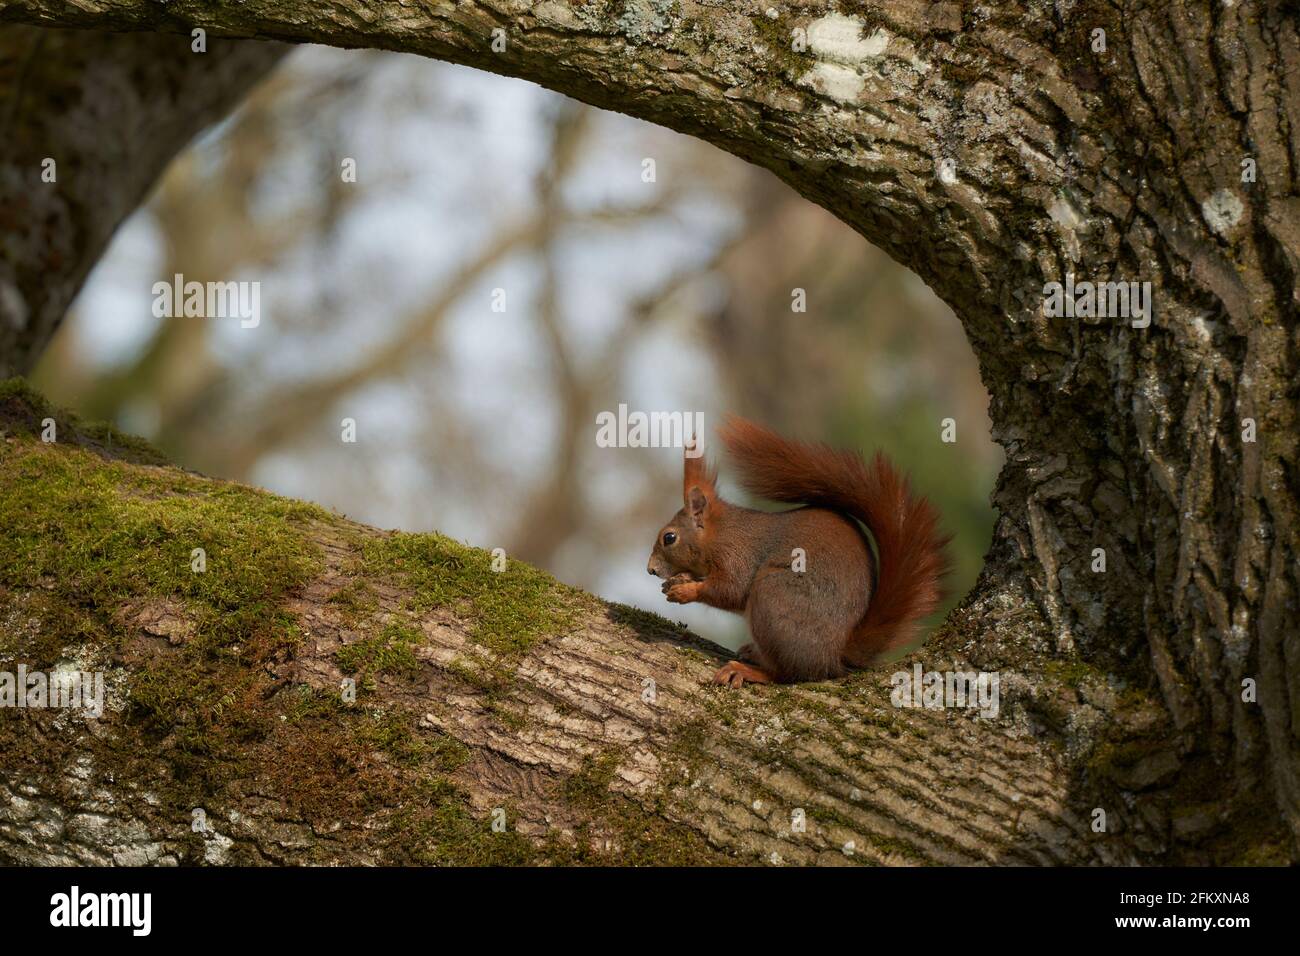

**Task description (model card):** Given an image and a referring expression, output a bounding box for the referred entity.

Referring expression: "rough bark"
[0,24,287,376]
[0,1,1297,862]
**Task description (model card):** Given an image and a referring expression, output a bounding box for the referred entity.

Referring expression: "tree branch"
[0,382,1115,865]
[0,24,287,375]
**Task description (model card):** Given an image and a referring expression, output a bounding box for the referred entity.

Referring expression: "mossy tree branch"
[0,383,1088,865]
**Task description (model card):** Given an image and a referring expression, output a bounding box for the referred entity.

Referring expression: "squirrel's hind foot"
[712,661,774,688]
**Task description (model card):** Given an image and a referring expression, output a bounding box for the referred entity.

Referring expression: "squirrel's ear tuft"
[687,486,709,524]
[683,437,716,506]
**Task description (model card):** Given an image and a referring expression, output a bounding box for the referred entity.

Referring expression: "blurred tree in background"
[33,48,998,649]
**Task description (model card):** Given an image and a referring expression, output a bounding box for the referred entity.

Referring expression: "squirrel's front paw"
[660,572,690,595]
[662,572,698,594]
[665,579,703,604]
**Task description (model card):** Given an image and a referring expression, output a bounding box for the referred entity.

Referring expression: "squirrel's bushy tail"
[718,416,951,666]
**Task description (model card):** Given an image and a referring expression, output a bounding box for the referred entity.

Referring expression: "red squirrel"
[646,417,950,687]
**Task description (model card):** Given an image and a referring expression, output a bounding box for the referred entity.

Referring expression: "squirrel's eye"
[662,531,677,546]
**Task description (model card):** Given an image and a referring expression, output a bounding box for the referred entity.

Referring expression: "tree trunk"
[0,25,287,376]
[0,1,1296,863]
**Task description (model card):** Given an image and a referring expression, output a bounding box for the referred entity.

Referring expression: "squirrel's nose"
[647,564,657,575]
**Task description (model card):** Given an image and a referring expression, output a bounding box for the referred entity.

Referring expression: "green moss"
[336,620,424,686]
[1228,829,1292,866]
[445,654,512,693]
[282,683,350,723]
[605,601,690,641]
[562,751,622,806]
[0,587,102,667]
[390,779,538,866]
[441,654,533,729]
[548,751,728,866]
[0,376,168,465]
[802,801,926,864]
[326,578,377,624]
[0,443,324,657]
[0,389,342,827]
[129,655,264,739]
[358,707,471,771]
[0,434,325,784]
[359,532,584,656]
[1044,658,1106,688]
[751,12,811,79]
